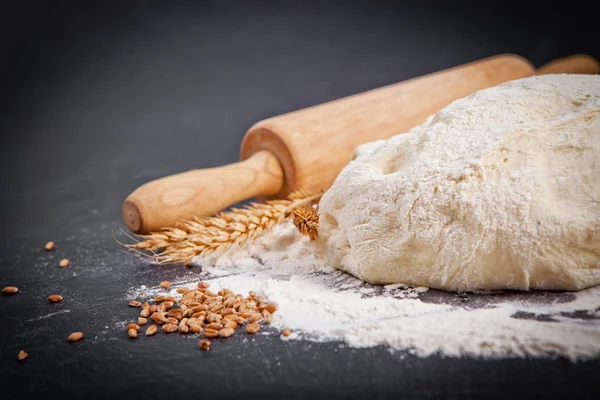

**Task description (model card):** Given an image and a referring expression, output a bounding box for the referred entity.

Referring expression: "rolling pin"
[124,53,600,233]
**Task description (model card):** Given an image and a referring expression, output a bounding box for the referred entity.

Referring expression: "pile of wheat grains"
[126,280,288,350]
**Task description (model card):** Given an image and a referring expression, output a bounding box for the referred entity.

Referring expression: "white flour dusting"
[27,309,71,322]
[128,220,600,361]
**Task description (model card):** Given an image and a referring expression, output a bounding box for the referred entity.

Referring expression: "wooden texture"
[124,54,600,233]
[123,151,283,233]
[537,54,600,75]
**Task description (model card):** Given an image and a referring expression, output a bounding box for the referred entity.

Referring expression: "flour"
[128,220,600,361]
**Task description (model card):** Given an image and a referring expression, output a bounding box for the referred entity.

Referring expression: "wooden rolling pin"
[124,53,600,233]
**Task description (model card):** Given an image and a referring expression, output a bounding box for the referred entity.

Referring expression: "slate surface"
[1,1,599,399]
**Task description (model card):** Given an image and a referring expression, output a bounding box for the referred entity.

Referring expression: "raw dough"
[319,74,600,292]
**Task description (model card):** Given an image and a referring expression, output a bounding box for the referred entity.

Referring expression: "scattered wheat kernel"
[199,339,211,351]
[265,303,278,314]
[128,300,142,308]
[145,325,158,336]
[235,317,245,325]
[59,259,70,268]
[223,320,238,329]
[45,241,55,251]
[150,312,167,324]
[206,313,221,323]
[140,308,151,318]
[282,328,292,337]
[160,281,171,289]
[176,288,188,294]
[249,313,262,323]
[48,294,63,303]
[128,328,138,339]
[127,323,140,331]
[198,282,210,289]
[162,323,178,333]
[203,328,218,338]
[2,286,19,294]
[178,322,189,334]
[138,317,147,326]
[220,308,236,316]
[248,291,257,298]
[68,332,83,342]
[191,305,208,313]
[219,327,235,338]
[264,312,273,325]
[189,324,203,334]
[150,304,157,312]
[246,323,260,334]
[206,322,223,330]
[18,350,28,361]
[210,304,223,313]
[154,296,164,303]
[166,317,179,325]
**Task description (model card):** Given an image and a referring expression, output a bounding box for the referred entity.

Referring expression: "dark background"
[1,1,599,399]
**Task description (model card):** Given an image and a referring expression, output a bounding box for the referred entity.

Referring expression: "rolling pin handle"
[123,151,284,234]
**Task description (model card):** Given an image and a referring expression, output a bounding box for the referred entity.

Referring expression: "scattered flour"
[27,309,71,322]
[128,220,600,361]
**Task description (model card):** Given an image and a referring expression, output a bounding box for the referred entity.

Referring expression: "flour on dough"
[319,74,600,292]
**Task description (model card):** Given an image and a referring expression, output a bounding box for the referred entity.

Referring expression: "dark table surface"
[1,1,600,399]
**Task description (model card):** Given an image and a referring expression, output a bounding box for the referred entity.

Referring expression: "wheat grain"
[203,328,218,338]
[68,332,83,342]
[145,325,158,336]
[199,339,211,351]
[293,206,319,240]
[2,286,19,294]
[48,294,63,303]
[126,189,321,264]
[160,281,171,289]
[127,323,140,331]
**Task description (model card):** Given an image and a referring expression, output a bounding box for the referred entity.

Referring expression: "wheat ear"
[126,188,321,264]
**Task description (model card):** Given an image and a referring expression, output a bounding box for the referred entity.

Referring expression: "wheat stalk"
[125,189,322,265]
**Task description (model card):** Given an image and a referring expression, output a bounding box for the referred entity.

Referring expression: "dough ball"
[319,74,600,292]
